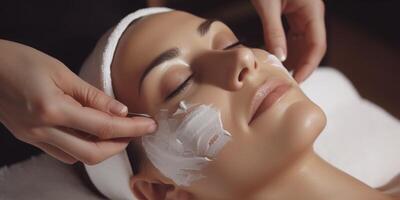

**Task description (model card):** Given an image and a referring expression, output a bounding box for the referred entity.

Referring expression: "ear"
[130,176,192,200]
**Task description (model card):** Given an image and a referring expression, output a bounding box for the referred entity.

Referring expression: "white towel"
[302,68,400,188]
[1,67,399,199]
[79,7,172,200]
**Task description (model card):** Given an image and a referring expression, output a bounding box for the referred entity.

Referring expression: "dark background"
[1,0,399,167]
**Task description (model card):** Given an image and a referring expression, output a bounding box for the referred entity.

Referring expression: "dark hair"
[127,141,142,174]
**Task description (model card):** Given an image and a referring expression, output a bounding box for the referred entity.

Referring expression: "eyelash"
[164,40,242,101]
[165,74,194,100]
[223,40,242,50]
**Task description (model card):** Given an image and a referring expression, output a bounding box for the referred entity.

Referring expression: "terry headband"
[79,7,173,200]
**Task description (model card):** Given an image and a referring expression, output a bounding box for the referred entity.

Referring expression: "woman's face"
[111,11,326,199]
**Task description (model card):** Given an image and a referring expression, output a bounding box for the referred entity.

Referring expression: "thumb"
[251,0,287,61]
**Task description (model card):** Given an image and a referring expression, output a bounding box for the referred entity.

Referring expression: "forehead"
[114,11,204,80]
[111,11,206,111]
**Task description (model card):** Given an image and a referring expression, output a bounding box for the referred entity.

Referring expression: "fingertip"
[118,106,129,117]
[292,68,302,82]
[293,68,312,83]
[273,47,287,62]
[146,123,157,133]
[126,116,157,135]
[65,159,79,165]
[294,74,305,83]
[110,101,128,116]
[140,121,158,135]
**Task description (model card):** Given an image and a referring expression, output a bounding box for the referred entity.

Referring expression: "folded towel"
[302,67,400,188]
[79,7,172,200]
[1,67,399,200]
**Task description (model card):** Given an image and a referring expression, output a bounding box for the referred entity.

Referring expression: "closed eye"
[165,40,241,101]
[223,40,241,50]
[164,39,242,101]
[165,74,194,101]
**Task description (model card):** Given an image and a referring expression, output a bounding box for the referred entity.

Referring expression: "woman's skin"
[0,0,326,166]
[110,11,392,200]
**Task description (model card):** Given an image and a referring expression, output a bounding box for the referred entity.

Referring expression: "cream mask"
[265,54,291,76]
[142,101,232,186]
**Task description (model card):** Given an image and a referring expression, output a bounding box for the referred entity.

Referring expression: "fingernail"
[147,123,157,133]
[274,48,286,62]
[110,101,128,116]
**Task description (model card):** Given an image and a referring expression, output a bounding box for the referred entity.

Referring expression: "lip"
[248,79,291,124]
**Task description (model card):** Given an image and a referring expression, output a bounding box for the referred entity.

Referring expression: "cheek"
[180,89,252,189]
[197,93,326,194]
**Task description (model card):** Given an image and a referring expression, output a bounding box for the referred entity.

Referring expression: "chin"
[281,97,327,153]
[255,87,327,163]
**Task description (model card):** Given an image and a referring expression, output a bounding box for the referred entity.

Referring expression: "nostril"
[238,68,249,82]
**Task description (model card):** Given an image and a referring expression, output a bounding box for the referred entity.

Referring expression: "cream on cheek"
[263,54,291,76]
[142,101,232,186]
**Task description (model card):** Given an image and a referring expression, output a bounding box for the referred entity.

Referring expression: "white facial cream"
[265,54,291,76]
[142,101,231,186]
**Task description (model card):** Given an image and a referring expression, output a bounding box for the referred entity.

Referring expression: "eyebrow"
[138,19,219,94]
[197,19,219,36]
[139,47,180,94]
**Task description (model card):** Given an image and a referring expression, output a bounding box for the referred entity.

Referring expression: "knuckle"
[315,42,327,56]
[309,40,326,54]
[104,98,116,113]
[9,127,26,141]
[29,127,48,141]
[13,131,28,142]
[84,87,102,106]
[321,41,327,51]
[266,28,285,40]
[34,100,60,124]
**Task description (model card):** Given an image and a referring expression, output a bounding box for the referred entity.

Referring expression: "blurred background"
[1,0,399,167]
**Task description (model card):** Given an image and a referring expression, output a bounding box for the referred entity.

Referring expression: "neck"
[249,150,391,200]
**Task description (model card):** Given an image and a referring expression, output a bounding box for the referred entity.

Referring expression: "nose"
[193,47,256,91]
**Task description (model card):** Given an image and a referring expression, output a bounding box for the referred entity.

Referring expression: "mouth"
[248,78,292,124]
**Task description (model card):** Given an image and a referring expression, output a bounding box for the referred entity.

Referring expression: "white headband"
[79,7,173,200]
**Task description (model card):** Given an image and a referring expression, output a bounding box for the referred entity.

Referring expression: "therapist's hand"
[0,40,156,165]
[251,0,326,82]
